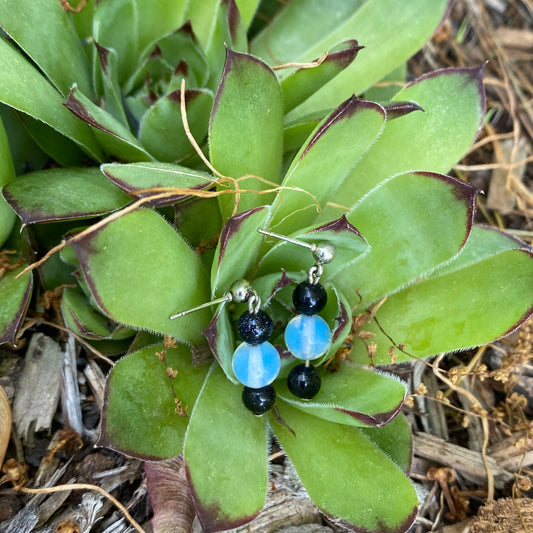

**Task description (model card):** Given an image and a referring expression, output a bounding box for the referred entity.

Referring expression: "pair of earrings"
[170,229,336,416]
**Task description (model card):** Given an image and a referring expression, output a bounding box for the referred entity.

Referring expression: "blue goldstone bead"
[232,341,281,388]
[238,310,273,345]
[284,314,331,360]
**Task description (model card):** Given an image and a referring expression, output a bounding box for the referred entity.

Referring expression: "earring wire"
[169,279,255,320]
[258,228,336,265]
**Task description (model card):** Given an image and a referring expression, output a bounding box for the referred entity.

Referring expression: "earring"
[170,280,280,416]
[258,229,336,400]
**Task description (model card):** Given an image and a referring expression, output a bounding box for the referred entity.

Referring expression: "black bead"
[287,364,321,400]
[242,385,276,415]
[238,310,273,344]
[292,281,327,315]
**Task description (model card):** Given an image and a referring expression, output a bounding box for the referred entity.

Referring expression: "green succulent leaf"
[61,286,134,341]
[277,362,406,428]
[17,113,86,168]
[251,0,363,65]
[134,0,188,58]
[71,208,211,344]
[184,365,268,532]
[322,67,485,216]
[0,106,49,176]
[185,0,222,50]
[202,304,237,382]
[0,38,102,161]
[99,342,208,459]
[138,89,213,162]
[271,403,418,533]
[364,63,408,103]
[62,286,113,339]
[282,114,322,153]
[269,97,385,236]
[318,285,352,366]
[64,86,152,162]
[425,224,529,277]
[2,167,131,225]
[0,265,33,345]
[0,0,94,98]
[356,231,533,364]
[233,0,261,30]
[0,115,15,246]
[205,0,248,89]
[124,21,210,95]
[101,162,216,207]
[172,198,222,271]
[332,172,477,309]
[281,40,363,113]
[360,413,412,472]
[92,0,187,86]
[94,43,129,127]
[186,0,258,52]
[212,206,270,296]
[68,0,94,44]
[209,49,283,217]
[257,0,451,121]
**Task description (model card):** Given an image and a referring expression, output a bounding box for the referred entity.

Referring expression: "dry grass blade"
[19,484,145,533]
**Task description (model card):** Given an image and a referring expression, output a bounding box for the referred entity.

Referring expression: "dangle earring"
[170,280,280,416]
[258,229,336,400]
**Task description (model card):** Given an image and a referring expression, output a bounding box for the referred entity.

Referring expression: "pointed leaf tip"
[64,87,114,135]
[312,215,363,238]
[385,101,425,120]
[302,97,385,160]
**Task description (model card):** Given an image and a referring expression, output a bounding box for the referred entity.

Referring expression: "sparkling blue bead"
[284,314,331,361]
[232,341,281,388]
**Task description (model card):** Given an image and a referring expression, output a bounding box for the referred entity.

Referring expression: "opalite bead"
[232,341,281,388]
[292,281,327,315]
[284,314,331,360]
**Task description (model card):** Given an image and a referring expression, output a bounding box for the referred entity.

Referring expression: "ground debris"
[413,432,514,489]
[12,333,63,440]
[469,497,533,532]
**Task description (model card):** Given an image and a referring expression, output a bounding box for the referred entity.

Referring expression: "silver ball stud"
[229,279,254,303]
[312,240,336,264]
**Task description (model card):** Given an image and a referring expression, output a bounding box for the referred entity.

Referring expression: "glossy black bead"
[292,281,327,315]
[238,310,273,344]
[287,364,321,400]
[242,385,276,415]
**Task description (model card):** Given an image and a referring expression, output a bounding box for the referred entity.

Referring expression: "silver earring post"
[169,279,255,320]
[257,229,337,265]
[258,228,336,265]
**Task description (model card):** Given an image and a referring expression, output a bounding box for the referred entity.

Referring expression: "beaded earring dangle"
[169,280,280,416]
[258,229,336,400]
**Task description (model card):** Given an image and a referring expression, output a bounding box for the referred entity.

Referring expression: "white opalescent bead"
[232,341,281,388]
[284,314,331,360]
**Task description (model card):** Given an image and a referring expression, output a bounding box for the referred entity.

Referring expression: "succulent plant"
[1,1,532,532]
